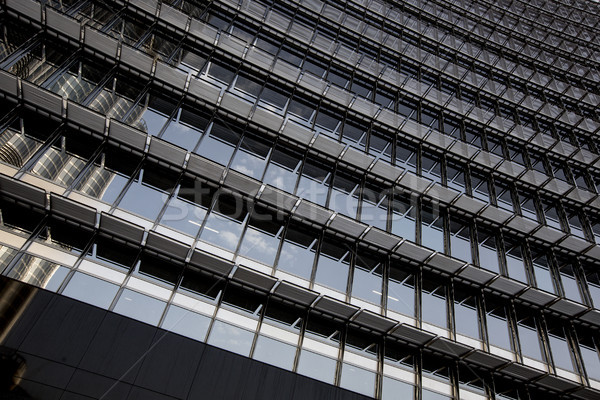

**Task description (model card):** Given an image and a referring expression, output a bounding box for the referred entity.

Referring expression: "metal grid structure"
[0,0,599,399]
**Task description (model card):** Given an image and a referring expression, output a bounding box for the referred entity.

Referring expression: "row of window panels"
[3,27,598,221]
[462,0,600,41]
[522,0,600,21]
[0,252,542,400]
[254,0,600,119]
[327,0,600,44]
[302,0,600,83]
[273,0,599,89]
[61,0,600,125]
[2,8,598,195]
[435,0,600,55]
[103,9,600,178]
[3,50,599,248]
[215,0,600,139]
[451,0,596,38]
[3,117,600,317]
[407,0,600,68]
[1,21,600,304]
[3,101,600,308]
[3,83,600,302]
[53,0,600,156]
[0,221,599,397]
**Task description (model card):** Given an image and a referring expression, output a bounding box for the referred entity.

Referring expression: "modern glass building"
[0,0,599,398]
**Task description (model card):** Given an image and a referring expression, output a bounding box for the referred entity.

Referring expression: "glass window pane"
[421,204,444,253]
[161,305,211,341]
[391,194,416,242]
[578,335,600,381]
[263,147,302,192]
[340,363,376,397]
[328,174,360,217]
[532,254,555,293]
[296,350,337,384]
[159,178,213,237]
[314,239,350,292]
[160,107,209,151]
[238,208,283,266]
[381,376,414,400]
[199,193,248,252]
[196,122,239,166]
[517,317,544,361]
[453,292,480,339]
[230,136,271,179]
[585,269,600,308]
[547,327,576,372]
[477,232,500,274]
[118,165,176,221]
[8,255,69,291]
[387,268,415,317]
[395,133,418,168]
[208,320,255,356]
[276,223,318,280]
[62,272,119,309]
[559,264,582,303]
[351,252,383,305]
[75,147,140,204]
[485,304,513,351]
[113,289,167,326]
[505,243,527,283]
[133,94,177,136]
[421,281,447,329]
[361,185,389,231]
[179,268,225,301]
[449,219,472,263]
[296,160,331,206]
[421,152,442,183]
[252,335,296,370]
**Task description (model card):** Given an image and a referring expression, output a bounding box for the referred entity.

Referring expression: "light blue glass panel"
[62,272,119,309]
[113,289,167,326]
[207,320,255,356]
[252,335,296,370]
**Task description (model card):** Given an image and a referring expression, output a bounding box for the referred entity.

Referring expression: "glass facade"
[0,0,599,399]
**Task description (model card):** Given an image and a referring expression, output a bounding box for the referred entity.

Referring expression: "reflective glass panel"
[263,146,302,192]
[253,335,297,370]
[62,272,119,309]
[159,178,214,237]
[340,363,376,397]
[118,163,177,221]
[161,305,211,341]
[296,160,331,206]
[207,320,255,356]
[351,252,383,305]
[391,194,416,242]
[195,122,239,166]
[296,350,337,384]
[199,193,248,252]
[328,173,360,218]
[453,291,480,339]
[276,223,318,280]
[421,204,444,253]
[161,107,210,151]
[485,302,513,351]
[238,208,284,266]
[113,289,167,326]
[314,238,350,292]
[421,281,447,328]
[517,316,544,361]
